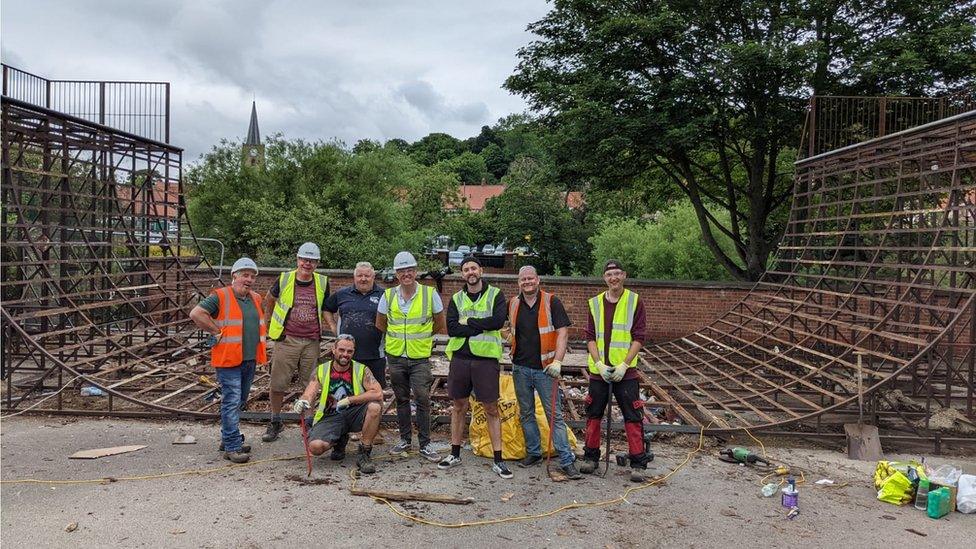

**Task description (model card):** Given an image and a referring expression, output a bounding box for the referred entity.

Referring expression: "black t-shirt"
[512,294,572,368]
[446,286,507,359]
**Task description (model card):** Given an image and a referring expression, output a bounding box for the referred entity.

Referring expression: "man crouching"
[292,334,383,474]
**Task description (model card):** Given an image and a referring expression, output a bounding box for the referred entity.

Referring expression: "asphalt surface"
[2,416,974,548]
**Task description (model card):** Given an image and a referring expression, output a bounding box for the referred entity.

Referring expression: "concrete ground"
[1,416,974,548]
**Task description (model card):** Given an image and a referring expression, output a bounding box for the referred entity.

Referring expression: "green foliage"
[506,0,976,280]
[589,201,741,281]
[436,151,489,183]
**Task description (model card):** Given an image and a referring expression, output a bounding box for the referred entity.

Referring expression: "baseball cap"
[603,259,625,273]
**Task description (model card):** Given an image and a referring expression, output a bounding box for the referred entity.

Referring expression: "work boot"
[224,450,250,464]
[218,434,250,453]
[357,444,376,474]
[518,454,543,468]
[331,434,349,461]
[578,459,599,474]
[630,467,647,483]
[262,419,284,442]
[560,462,584,480]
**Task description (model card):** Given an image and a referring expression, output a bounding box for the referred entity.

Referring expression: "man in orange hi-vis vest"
[190,257,268,463]
[508,265,581,480]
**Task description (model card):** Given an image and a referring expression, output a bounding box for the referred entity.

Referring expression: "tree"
[507,1,976,280]
[589,200,741,281]
[436,151,489,183]
[408,133,463,165]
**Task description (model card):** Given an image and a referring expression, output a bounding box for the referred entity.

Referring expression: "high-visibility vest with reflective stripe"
[211,286,268,367]
[313,360,366,425]
[446,285,503,360]
[383,285,435,359]
[267,270,328,340]
[587,289,639,374]
[508,291,558,367]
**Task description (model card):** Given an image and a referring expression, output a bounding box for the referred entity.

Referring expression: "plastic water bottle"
[914,479,930,511]
[761,483,779,497]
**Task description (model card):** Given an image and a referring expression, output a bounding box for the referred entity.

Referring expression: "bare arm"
[298,375,322,406]
[554,326,569,362]
[375,312,388,333]
[350,368,383,405]
[189,305,220,336]
[622,340,643,366]
[587,340,601,364]
[322,311,338,335]
[263,292,276,322]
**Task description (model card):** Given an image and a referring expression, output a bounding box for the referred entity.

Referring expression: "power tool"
[718,447,771,466]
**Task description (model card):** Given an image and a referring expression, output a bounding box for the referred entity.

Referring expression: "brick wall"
[188,267,755,344]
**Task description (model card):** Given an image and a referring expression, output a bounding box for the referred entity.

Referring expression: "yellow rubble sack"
[469,373,578,460]
[874,460,924,506]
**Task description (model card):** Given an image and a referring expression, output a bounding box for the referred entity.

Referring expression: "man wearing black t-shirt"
[508,265,581,479]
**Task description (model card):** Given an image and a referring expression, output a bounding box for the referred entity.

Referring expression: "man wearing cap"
[189,257,268,463]
[438,256,512,479]
[375,251,446,461]
[261,242,330,443]
[508,265,581,479]
[581,260,651,482]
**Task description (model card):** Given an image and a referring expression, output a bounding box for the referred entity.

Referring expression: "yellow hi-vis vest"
[587,289,639,374]
[383,285,435,359]
[446,285,503,360]
[267,270,328,340]
[313,360,366,425]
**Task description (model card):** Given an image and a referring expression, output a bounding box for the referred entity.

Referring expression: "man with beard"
[189,257,267,463]
[262,242,330,443]
[508,265,581,479]
[581,260,651,482]
[292,334,384,474]
[439,256,512,479]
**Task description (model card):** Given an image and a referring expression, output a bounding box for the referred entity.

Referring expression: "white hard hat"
[393,251,417,270]
[231,257,259,274]
[297,242,321,260]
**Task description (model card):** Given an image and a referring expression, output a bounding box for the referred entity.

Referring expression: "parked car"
[448,250,464,267]
[456,245,471,255]
[481,244,495,255]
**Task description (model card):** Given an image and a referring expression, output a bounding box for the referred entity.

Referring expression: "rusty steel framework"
[642,103,976,441]
[2,68,974,446]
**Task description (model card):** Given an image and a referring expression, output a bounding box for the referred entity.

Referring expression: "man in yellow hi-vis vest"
[292,334,383,474]
[375,251,446,462]
[262,242,330,443]
[581,260,651,482]
[438,256,512,479]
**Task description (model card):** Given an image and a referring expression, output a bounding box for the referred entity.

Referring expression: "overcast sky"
[2,0,550,163]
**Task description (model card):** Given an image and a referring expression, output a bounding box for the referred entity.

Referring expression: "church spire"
[245,101,261,145]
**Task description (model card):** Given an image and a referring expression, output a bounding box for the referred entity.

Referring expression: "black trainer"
[560,462,584,480]
[518,454,543,468]
[357,445,376,474]
[218,435,250,453]
[261,420,284,442]
[331,434,349,461]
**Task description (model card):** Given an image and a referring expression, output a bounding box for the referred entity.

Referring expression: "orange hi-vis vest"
[211,286,268,367]
[507,291,558,367]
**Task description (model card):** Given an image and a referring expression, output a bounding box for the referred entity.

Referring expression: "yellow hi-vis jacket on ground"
[267,270,328,340]
[383,285,435,359]
[446,285,503,360]
[587,289,639,374]
[313,360,366,425]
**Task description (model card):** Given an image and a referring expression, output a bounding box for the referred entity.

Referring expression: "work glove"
[335,397,351,411]
[595,361,614,383]
[205,332,222,349]
[610,362,628,382]
[459,316,469,326]
[292,399,310,415]
[543,360,562,379]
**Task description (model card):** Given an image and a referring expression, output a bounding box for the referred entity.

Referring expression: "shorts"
[447,355,500,402]
[309,403,369,443]
[270,336,319,392]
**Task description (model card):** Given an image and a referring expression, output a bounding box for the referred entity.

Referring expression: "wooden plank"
[349,487,474,505]
[69,445,146,459]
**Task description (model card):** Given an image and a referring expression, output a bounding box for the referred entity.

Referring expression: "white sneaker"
[419,444,441,462]
[389,440,411,455]
[492,461,513,479]
[437,454,461,469]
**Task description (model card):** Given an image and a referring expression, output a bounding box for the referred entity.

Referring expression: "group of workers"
[189,243,651,483]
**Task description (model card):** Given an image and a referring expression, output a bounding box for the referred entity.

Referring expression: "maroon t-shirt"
[283,280,321,339]
[584,293,646,381]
